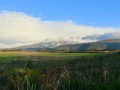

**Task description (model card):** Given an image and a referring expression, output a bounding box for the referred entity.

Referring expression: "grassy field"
[0,51,106,57]
[0,51,119,90]
[0,51,106,62]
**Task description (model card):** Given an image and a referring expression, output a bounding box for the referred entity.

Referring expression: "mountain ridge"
[11,38,120,51]
[56,39,120,51]
[14,38,76,51]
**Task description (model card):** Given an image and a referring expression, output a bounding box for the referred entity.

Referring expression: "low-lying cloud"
[82,31,120,41]
[0,11,120,48]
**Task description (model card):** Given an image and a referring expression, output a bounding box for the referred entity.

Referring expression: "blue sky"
[0,0,120,48]
[0,0,120,27]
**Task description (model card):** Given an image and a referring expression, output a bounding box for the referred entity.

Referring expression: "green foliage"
[0,52,119,90]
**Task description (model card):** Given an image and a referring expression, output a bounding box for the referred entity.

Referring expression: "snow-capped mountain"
[11,38,120,51]
[15,38,77,51]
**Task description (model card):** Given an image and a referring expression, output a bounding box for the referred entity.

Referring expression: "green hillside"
[56,39,120,51]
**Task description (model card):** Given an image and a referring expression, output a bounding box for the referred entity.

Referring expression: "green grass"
[35,52,105,57]
[0,51,106,57]
[0,52,106,62]
[0,51,119,90]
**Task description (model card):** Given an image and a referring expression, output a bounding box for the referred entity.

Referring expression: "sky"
[0,0,120,48]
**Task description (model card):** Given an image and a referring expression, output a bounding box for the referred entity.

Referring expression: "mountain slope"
[56,39,120,51]
[15,39,76,51]
[14,39,120,51]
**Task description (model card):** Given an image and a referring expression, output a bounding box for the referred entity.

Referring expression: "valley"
[0,38,119,90]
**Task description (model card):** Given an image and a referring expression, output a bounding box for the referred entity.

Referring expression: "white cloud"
[0,11,120,48]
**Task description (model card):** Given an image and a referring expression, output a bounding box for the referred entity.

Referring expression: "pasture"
[0,51,119,90]
[0,51,106,57]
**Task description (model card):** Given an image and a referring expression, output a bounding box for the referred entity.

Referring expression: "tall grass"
[0,52,120,90]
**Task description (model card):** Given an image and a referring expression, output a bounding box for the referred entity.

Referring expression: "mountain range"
[56,39,120,51]
[15,38,76,51]
[14,39,120,51]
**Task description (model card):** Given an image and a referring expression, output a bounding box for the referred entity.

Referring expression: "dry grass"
[0,51,105,57]
[0,51,40,56]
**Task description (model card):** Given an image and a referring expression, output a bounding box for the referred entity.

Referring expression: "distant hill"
[12,39,120,51]
[15,38,75,51]
[56,39,120,51]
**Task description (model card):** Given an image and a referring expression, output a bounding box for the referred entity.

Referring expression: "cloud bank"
[0,11,120,48]
[82,31,120,41]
